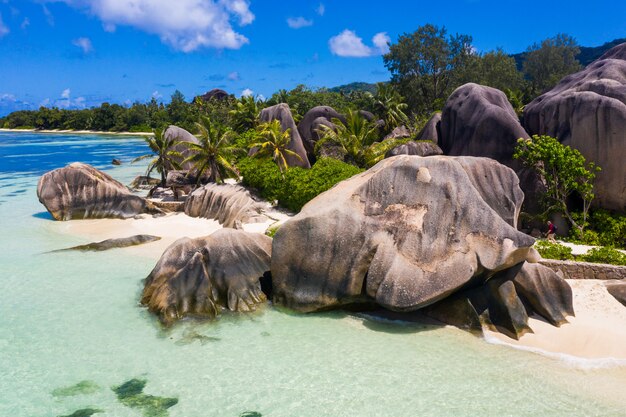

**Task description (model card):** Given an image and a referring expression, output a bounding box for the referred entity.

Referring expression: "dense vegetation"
[535,240,626,266]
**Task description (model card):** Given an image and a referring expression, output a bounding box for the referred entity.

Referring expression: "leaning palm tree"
[228,95,259,133]
[183,116,239,184]
[368,83,409,134]
[250,120,303,176]
[132,128,182,186]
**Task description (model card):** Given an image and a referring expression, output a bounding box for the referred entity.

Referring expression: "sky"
[0,0,625,116]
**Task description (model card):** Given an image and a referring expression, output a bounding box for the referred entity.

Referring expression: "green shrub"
[567,210,626,249]
[265,224,280,238]
[580,247,626,266]
[534,240,574,261]
[239,157,363,212]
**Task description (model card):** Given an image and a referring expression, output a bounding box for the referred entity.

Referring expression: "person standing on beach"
[546,221,557,242]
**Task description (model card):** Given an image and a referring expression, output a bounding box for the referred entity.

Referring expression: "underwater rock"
[142,229,272,325]
[52,235,161,252]
[52,380,101,397]
[37,163,146,220]
[112,378,178,417]
[184,183,268,228]
[58,408,103,417]
[271,155,536,313]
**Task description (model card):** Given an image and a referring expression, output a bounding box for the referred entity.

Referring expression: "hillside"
[512,38,626,69]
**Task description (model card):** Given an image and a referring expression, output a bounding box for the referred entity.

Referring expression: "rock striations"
[37,162,146,220]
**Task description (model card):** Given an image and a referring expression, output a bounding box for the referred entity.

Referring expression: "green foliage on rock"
[239,157,363,212]
[534,240,575,261]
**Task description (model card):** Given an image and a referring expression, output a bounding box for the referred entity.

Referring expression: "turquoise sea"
[1,131,626,417]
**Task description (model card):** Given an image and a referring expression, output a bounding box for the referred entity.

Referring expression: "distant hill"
[512,38,626,70]
[329,82,379,94]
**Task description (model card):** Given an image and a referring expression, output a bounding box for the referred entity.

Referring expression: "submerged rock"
[52,380,101,397]
[112,378,178,417]
[37,163,146,220]
[524,42,626,211]
[58,409,103,417]
[271,155,536,313]
[259,104,310,168]
[142,229,272,325]
[52,235,161,252]
[184,183,268,228]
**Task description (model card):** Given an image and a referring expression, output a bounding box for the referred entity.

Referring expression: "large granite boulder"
[271,155,537,313]
[184,183,268,228]
[606,280,626,307]
[163,125,200,172]
[415,112,441,143]
[298,106,346,158]
[141,229,272,325]
[385,141,443,158]
[37,163,146,220]
[259,104,311,168]
[440,83,530,162]
[523,43,626,211]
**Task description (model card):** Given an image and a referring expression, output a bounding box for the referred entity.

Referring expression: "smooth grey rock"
[271,155,536,313]
[163,125,201,172]
[198,89,229,101]
[259,104,311,168]
[298,106,346,157]
[606,280,626,307]
[184,183,268,228]
[523,42,626,211]
[141,229,272,324]
[385,141,443,158]
[37,163,146,220]
[383,125,411,141]
[52,235,161,252]
[415,113,441,143]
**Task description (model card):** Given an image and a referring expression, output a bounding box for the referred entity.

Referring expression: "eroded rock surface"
[524,42,626,211]
[259,104,310,168]
[606,280,626,307]
[385,141,443,158]
[141,229,271,324]
[184,183,268,228]
[37,163,146,220]
[271,155,537,313]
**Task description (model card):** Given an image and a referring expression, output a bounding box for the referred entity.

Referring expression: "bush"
[239,157,363,212]
[567,210,626,249]
[534,240,574,261]
[580,247,626,266]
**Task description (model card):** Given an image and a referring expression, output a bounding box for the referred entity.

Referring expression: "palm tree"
[368,83,409,134]
[183,116,239,184]
[228,95,259,133]
[250,120,303,176]
[132,128,182,187]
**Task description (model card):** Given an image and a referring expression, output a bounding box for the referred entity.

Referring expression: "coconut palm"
[132,128,182,186]
[250,120,303,176]
[183,116,240,184]
[369,83,409,133]
[228,95,259,133]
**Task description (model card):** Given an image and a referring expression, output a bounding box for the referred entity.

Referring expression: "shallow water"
[1,131,626,417]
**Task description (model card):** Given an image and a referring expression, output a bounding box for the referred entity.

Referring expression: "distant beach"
[0,128,153,136]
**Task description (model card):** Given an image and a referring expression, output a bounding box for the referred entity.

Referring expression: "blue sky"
[1,0,625,115]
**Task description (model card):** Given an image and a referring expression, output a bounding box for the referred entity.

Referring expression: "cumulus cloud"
[228,71,240,81]
[0,13,9,37]
[61,88,71,99]
[316,3,325,16]
[241,88,253,97]
[151,90,163,99]
[287,16,312,29]
[72,37,94,53]
[329,30,391,57]
[50,0,255,52]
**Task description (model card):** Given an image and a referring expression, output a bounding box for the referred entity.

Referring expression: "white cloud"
[287,16,313,29]
[102,22,116,32]
[151,90,162,99]
[74,96,86,108]
[20,17,30,29]
[61,88,71,99]
[0,13,9,37]
[51,0,254,52]
[316,3,325,16]
[329,30,391,58]
[72,37,94,53]
[372,32,391,54]
[228,71,240,81]
[40,98,51,107]
[42,4,55,26]
[241,88,253,97]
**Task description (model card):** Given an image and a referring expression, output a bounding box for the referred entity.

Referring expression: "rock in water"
[52,235,161,252]
[142,229,272,324]
[524,42,626,211]
[271,155,537,313]
[259,104,311,168]
[37,163,146,220]
[184,183,268,228]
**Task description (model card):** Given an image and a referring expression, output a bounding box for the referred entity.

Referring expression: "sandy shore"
[485,279,626,361]
[0,128,153,136]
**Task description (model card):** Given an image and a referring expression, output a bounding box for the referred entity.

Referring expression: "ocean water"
[1,131,626,417]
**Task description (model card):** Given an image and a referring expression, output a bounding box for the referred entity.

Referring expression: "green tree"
[523,34,581,95]
[383,24,474,113]
[250,120,303,176]
[368,83,409,134]
[459,48,525,92]
[132,128,182,186]
[229,96,260,133]
[183,116,239,184]
[513,135,600,233]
